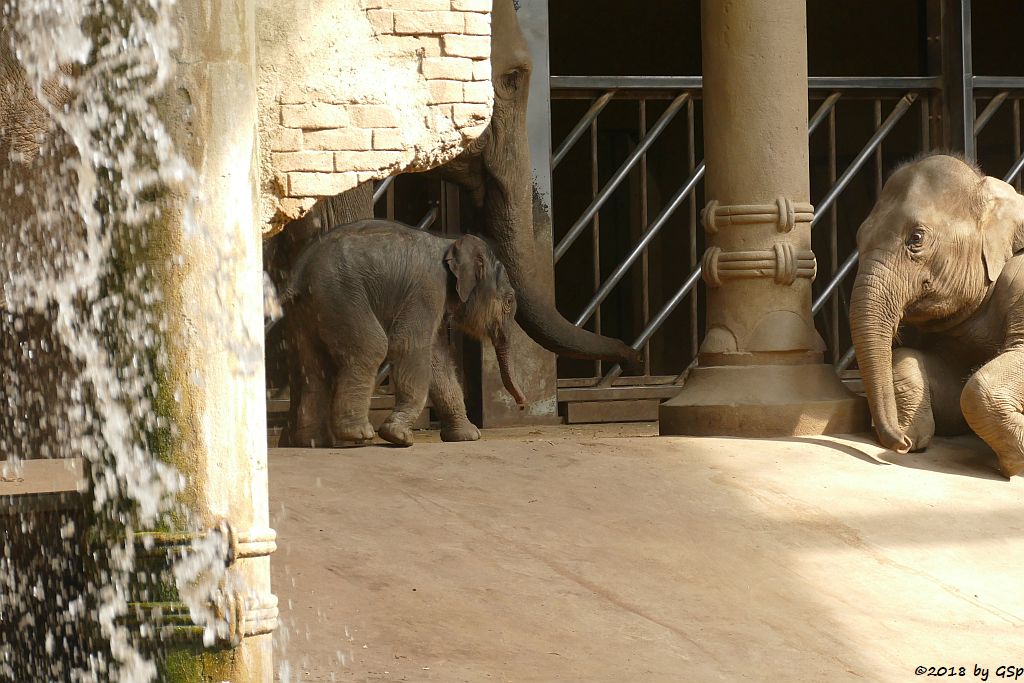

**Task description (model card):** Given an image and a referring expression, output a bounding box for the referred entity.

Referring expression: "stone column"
[155,0,275,679]
[659,0,867,437]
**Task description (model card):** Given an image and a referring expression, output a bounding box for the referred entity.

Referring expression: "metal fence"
[548,75,1024,399]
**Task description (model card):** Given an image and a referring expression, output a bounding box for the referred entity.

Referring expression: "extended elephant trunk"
[492,332,527,406]
[849,264,912,453]
[478,102,642,371]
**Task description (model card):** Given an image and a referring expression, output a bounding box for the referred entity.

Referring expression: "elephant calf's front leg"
[961,349,1024,477]
[430,331,480,443]
[891,348,936,452]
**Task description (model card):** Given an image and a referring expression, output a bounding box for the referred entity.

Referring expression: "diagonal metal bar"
[552,90,616,170]
[373,176,395,204]
[575,163,705,327]
[416,205,440,231]
[554,92,690,263]
[575,93,842,329]
[835,346,857,374]
[808,92,842,135]
[974,91,1009,135]
[1003,150,1024,183]
[811,93,918,316]
[811,93,917,228]
[597,265,703,386]
[813,250,858,316]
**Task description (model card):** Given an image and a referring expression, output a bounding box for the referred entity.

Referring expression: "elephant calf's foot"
[288,427,331,449]
[440,419,481,443]
[330,419,376,446]
[379,418,415,447]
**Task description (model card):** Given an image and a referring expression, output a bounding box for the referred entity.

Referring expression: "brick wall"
[257,0,494,234]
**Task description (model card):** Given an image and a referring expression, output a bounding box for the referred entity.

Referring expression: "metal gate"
[547,0,1024,422]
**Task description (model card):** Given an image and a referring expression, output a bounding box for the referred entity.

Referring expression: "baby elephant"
[280,219,526,447]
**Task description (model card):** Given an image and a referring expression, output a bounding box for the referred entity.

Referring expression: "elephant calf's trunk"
[494,343,527,406]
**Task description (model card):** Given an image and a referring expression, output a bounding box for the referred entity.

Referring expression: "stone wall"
[257,0,494,233]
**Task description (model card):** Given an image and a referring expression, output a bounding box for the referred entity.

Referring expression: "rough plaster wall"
[256,0,494,233]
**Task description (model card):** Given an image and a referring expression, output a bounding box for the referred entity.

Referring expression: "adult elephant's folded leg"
[960,350,1024,477]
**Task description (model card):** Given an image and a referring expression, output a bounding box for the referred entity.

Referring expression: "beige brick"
[366,9,394,33]
[380,35,443,57]
[373,129,406,150]
[303,128,373,151]
[452,103,490,127]
[428,79,464,103]
[442,33,490,59]
[463,12,490,35]
[281,103,349,129]
[463,80,492,103]
[349,104,401,128]
[388,0,449,8]
[272,151,335,173]
[422,56,474,80]
[269,127,303,152]
[451,0,490,10]
[335,150,405,172]
[472,60,492,81]
[393,10,463,35]
[288,172,351,197]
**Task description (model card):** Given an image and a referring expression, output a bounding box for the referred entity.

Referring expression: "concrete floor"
[269,425,1024,682]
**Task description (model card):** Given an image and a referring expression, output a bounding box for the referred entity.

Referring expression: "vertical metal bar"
[941,0,975,159]
[687,97,698,360]
[921,96,931,150]
[828,104,839,364]
[925,0,943,148]
[386,178,395,220]
[873,98,883,197]
[590,113,601,379]
[1015,99,1022,192]
[639,98,651,378]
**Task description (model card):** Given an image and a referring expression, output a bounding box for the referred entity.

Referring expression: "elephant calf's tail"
[265,242,317,335]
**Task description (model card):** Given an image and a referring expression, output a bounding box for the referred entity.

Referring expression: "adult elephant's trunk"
[480,148,640,367]
[447,0,641,371]
[849,259,912,453]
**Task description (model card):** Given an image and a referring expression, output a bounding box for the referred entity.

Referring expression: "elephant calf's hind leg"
[327,330,387,446]
[379,347,432,447]
[961,351,1024,477]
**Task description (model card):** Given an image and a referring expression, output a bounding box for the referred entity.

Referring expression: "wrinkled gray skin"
[438,0,640,368]
[280,219,527,447]
[850,154,1024,477]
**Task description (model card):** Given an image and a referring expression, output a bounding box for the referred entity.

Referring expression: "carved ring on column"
[702,197,814,234]
[701,244,817,288]
[136,522,278,566]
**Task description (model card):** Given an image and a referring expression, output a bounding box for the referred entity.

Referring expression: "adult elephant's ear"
[445,235,485,302]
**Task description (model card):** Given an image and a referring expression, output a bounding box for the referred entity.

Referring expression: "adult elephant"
[849,153,1024,476]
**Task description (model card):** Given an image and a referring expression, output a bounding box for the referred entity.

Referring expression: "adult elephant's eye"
[906,228,926,251]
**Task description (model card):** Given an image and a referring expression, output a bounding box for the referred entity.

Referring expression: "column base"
[659,363,869,437]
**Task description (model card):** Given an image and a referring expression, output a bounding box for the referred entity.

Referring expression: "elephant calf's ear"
[445,236,481,302]
[983,228,1012,284]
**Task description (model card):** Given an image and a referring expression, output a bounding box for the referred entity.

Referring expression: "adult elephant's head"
[441,0,641,370]
[850,153,1024,452]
